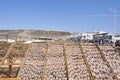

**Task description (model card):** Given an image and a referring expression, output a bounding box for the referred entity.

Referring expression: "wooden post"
[8,51,13,78]
[79,43,94,80]
[95,43,119,80]
[42,42,48,80]
[7,35,8,42]
[1,43,15,66]
[63,43,69,80]
[15,36,17,43]
[20,36,21,42]
[9,64,12,77]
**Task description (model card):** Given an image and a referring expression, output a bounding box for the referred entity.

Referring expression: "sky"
[0,0,120,34]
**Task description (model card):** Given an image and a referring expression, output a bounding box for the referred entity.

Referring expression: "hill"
[0,30,72,39]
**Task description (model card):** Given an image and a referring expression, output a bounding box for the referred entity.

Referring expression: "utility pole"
[109,7,119,35]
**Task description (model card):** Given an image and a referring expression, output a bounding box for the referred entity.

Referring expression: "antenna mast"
[109,7,119,35]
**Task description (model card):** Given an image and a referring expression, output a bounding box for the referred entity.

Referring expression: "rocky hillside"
[0,30,72,39]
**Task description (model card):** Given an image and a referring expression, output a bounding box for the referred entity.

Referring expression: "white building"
[81,32,96,40]
[81,31,108,41]
[112,35,120,42]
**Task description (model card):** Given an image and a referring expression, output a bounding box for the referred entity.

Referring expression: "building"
[81,32,96,40]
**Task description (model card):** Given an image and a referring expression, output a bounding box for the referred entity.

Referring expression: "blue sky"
[0,0,120,34]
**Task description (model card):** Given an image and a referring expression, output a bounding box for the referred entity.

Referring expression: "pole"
[109,7,119,35]
[114,7,117,35]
